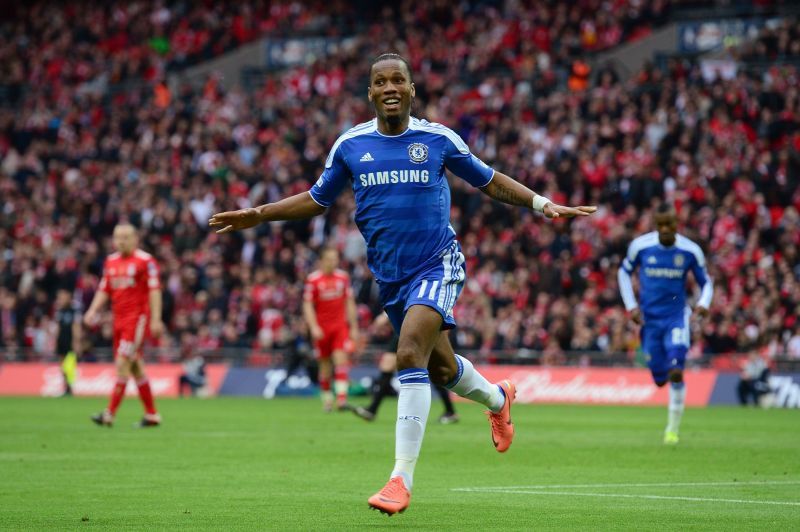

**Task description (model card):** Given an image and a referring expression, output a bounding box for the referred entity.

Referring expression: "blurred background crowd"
[0,0,799,368]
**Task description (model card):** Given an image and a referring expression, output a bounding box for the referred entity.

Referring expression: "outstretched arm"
[209,192,326,234]
[480,171,596,218]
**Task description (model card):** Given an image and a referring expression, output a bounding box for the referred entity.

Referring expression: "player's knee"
[117,367,131,380]
[396,346,425,371]
[318,360,332,377]
[427,365,453,386]
[332,350,348,366]
[131,361,145,379]
[654,380,668,388]
[669,369,684,383]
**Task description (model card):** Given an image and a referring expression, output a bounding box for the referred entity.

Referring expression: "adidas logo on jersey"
[647,256,657,264]
[360,152,374,162]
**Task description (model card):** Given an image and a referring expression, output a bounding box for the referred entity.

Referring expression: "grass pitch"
[1,396,798,530]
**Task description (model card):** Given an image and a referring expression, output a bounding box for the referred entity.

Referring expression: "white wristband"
[532,194,552,212]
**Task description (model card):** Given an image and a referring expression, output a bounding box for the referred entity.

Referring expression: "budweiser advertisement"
[475,366,718,406]
[0,363,228,397]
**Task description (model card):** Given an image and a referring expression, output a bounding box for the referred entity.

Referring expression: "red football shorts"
[113,314,148,360]
[315,326,350,359]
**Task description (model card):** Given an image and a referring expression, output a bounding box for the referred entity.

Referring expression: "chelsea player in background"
[618,204,713,445]
[210,53,597,515]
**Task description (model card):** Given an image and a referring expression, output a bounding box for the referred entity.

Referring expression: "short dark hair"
[370,53,412,82]
[656,202,676,216]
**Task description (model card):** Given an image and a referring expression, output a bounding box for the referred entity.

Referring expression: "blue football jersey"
[620,232,712,319]
[309,117,494,283]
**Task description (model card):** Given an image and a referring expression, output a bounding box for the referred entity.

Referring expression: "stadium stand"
[0,1,798,372]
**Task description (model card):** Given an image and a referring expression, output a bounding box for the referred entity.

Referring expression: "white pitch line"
[453,480,800,491]
[453,489,800,507]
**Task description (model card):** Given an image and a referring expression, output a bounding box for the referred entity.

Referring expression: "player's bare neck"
[378,115,410,136]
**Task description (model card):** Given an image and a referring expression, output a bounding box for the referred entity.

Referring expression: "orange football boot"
[368,477,410,516]
[487,380,516,452]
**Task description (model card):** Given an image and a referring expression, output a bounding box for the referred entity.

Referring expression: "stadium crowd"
[1,0,799,367]
[734,16,800,62]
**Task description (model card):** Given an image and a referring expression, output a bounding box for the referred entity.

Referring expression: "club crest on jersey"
[673,254,684,267]
[408,143,428,163]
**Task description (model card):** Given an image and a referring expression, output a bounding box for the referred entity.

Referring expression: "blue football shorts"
[640,307,691,384]
[379,240,466,334]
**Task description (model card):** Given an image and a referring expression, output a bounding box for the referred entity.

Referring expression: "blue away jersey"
[620,232,713,319]
[309,117,494,283]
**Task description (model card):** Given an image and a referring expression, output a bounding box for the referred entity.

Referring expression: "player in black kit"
[54,289,82,396]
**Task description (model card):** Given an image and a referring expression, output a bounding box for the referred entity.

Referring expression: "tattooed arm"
[480,172,539,208]
[480,171,597,219]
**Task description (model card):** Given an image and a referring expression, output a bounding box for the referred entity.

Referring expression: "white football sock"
[446,354,505,413]
[390,368,431,492]
[666,382,686,434]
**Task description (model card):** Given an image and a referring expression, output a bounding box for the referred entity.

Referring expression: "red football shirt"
[98,250,160,326]
[303,269,351,331]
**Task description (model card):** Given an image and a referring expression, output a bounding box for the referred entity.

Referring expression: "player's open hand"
[310,324,324,341]
[208,208,262,234]
[84,311,98,328]
[543,203,597,219]
[150,319,165,338]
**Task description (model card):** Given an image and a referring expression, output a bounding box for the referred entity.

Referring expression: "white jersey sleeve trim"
[617,266,638,311]
[675,234,706,267]
[623,232,658,272]
[676,234,713,308]
[324,119,377,168]
[307,190,327,207]
[480,169,496,187]
[698,277,714,309]
[409,117,470,154]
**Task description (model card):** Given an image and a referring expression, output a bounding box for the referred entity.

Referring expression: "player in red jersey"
[84,224,164,428]
[303,247,359,411]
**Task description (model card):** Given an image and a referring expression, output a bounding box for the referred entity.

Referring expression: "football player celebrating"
[210,53,596,515]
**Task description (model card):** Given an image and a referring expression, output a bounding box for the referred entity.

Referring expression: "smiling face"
[368,59,415,133]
